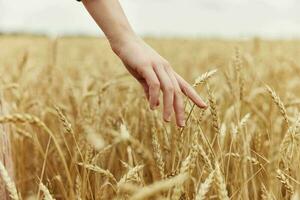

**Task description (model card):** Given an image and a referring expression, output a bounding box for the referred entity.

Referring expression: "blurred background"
[0,0,299,39]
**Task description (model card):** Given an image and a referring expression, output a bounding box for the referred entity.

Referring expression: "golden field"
[0,35,300,200]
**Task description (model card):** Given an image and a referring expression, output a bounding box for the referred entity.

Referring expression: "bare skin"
[82,0,207,127]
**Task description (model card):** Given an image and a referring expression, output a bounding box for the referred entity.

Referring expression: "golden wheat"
[0,36,300,200]
[0,161,20,200]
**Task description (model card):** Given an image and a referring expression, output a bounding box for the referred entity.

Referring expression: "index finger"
[174,72,207,108]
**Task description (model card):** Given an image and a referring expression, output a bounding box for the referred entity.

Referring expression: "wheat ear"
[215,161,230,200]
[0,161,20,200]
[276,169,294,195]
[118,164,144,188]
[193,69,218,87]
[266,85,289,127]
[39,182,56,200]
[78,162,117,183]
[195,170,215,200]
[151,128,165,178]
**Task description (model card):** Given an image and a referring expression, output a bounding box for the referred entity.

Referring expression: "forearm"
[82,0,137,51]
[82,0,206,126]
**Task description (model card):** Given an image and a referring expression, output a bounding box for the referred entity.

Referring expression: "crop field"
[0,35,300,200]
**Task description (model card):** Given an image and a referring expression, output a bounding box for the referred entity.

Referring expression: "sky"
[0,0,299,38]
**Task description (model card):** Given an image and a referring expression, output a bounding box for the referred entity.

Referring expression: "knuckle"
[138,64,150,73]
[140,60,151,67]
[164,85,174,93]
[151,81,160,89]
[178,103,185,111]
[140,67,150,76]
[176,98,184,108]
[152,64,161,70]
[174,89,182,96]
[163,63,171,70]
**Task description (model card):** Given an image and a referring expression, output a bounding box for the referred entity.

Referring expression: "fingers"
[174,72,207,108]
[142,68,160,109]
[164,66,185,127]
[141,64,206,127]
[140,81,149,100]
[153,65,174,122]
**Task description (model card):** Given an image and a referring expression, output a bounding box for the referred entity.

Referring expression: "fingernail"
[201,102,208,108]
[165,115,171,122]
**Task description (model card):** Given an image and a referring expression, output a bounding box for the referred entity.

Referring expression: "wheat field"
[0,35,300,200]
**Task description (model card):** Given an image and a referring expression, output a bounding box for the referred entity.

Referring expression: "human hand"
[111,35,207,127]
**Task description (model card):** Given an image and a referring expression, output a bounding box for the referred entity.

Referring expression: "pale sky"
[0,0,299,38]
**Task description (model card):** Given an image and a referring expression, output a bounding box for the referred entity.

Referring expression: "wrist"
[109,32,140,56]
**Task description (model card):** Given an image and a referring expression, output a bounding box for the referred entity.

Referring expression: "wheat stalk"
[151,128,165,178]
[276,169,294,195]
[125,173,188,200]
[55,106,73,134]
[0,161,20,200]
[266,85,289,127]
[280,113,300,162]
[261,184,275,200]
[215,161,230,200]
[118,164,144,188]
[75,175,82,200]
[77,162,117,183]
[207,85,221,140]
[0,113,74,191]
[39,182,56,200]
[234,47,244,101]
[195,170,215,200]
[193,69,218,87]
[198,144,213,171]
[225,153,259,165]
[171,144,198,199]
[118,124,154,165]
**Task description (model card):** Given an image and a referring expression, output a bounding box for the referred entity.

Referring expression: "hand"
[111,36,207,127]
